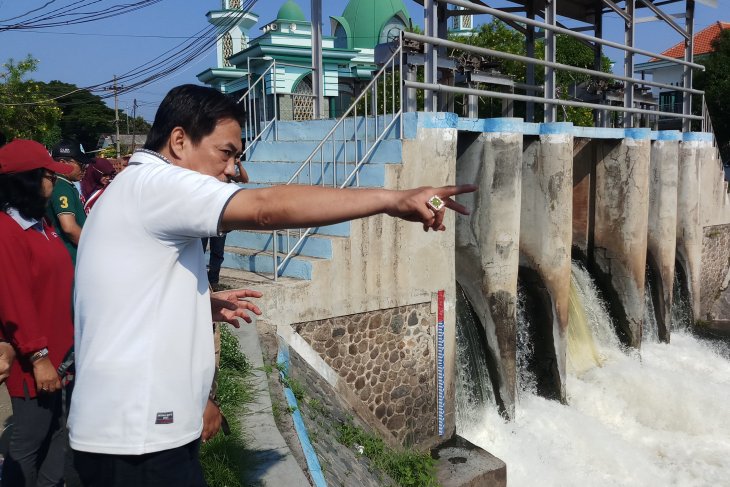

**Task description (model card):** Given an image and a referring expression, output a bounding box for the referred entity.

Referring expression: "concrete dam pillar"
[677,133,713,320]
[456,122,522,418]
[592,129,652,347]
[648,133,680,342]
[519,124,573,402]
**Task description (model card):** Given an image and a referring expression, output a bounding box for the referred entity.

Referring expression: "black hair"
[0,169,47,221]
[144,84,246,152]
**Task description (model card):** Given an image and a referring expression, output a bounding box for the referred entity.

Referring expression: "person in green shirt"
[46,140,92,264]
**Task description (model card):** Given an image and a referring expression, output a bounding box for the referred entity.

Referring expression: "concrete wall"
[572,138,594,257]
[248,114,459,449]
[455,125,523,418]
[648,134,681,341]
[520,125,573,401]
[701,224,730,321]
[592,131,652,347]
[677,137,706,318]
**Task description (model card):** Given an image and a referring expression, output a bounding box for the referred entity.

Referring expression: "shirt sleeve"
[0,231,47,354]
[138,165,240,242]
[48,182,77,217]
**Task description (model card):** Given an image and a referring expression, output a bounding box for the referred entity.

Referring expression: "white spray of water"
[455,284,497,427]
[456,263,730,487]
[643,276,660,343]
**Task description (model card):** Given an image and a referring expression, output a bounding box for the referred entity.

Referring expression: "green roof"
[333,0,411,50]
[277,0,306,22]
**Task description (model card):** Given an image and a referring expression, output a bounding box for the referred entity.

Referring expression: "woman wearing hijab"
[0,140,75,487]
[80,157,115,213]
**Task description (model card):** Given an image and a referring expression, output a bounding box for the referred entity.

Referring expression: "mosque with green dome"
[197,0,420,120]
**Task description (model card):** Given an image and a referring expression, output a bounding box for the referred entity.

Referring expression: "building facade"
[197,0,412,120]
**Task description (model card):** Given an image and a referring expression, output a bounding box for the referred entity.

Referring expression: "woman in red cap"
[0,140,75,487]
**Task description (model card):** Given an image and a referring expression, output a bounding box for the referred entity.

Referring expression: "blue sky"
[0,0,721,122]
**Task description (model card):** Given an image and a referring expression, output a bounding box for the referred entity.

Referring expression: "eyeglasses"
[43,173,57,184]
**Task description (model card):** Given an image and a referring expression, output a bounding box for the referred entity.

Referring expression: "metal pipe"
[404,80,703,120]
[624,0,635,128]
[683,0,695,132]
[404,32,703,95]
[444,0,705,70]
[545,0,557,123]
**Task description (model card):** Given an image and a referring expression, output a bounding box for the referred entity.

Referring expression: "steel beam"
[683,0,695,132]
[637,0,689,38]
[545,0,556,122]
[311,0,324,118]
[624,0,635,128]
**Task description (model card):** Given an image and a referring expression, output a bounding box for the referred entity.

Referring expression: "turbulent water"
[643,276,660,343]
[456,263,730,487]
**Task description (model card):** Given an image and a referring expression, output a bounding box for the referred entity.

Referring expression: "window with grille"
[293,75,314,121]
[222,33,233,67]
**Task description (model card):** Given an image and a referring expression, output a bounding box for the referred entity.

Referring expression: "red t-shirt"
[0,211,74,398]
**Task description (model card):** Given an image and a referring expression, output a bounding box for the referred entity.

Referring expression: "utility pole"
[113,75,120,156]
[131,99,138,153]
[104,76,123,156]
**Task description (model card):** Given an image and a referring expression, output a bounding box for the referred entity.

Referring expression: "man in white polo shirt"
[69,84,476,486]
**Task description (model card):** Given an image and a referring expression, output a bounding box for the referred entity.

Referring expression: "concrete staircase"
[218,115,412,282]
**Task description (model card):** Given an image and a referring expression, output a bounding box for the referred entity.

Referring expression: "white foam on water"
[460,332,730,486]
[457,261,730,487]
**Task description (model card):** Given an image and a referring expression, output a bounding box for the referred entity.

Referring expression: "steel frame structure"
[408,0,707,129]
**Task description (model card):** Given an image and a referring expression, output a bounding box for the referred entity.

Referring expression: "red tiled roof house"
[635,21,730,119]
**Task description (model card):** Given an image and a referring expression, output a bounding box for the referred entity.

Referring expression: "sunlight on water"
[457,263,730,487]
[567,273,602,374]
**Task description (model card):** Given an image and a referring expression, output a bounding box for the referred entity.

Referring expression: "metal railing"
[270,42,404,279]
[414,0,704,126]
[238,60,278,158]
[701,95,722,163]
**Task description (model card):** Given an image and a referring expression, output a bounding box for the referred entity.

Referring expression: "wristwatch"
[29,348,49,363]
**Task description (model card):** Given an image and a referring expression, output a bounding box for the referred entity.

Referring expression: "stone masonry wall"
[289,348,395,487]
[701,224,730,320]
[293,303,437,446]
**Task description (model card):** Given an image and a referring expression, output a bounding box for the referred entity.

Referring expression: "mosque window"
[293,75,314,121]
[222,33,233,67]
[334,24,348,49]
[380,17,405,44]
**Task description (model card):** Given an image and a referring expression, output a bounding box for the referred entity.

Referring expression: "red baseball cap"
[0,140,74,175]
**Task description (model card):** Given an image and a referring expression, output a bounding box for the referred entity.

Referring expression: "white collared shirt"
[6,207,47,236]
[69,150,240,455]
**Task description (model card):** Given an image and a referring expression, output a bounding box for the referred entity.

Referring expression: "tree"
[450,20,613,125]
[36,80,116,151]
[694,29,730,161]
[0,55,62,146]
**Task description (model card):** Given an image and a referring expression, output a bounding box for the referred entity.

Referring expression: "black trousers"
[201,236,226,284]
[72,439,206,487]
[2,391,66,487]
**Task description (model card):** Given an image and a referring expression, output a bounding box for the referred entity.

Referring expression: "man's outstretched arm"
[220,184,477,233]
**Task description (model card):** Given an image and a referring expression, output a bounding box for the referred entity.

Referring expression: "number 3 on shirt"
[59,196,69,209]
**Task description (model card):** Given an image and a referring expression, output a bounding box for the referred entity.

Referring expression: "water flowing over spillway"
[643,275,660,343]
[456,262,730,487]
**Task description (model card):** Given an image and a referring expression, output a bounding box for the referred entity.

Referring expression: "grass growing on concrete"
[200,325,258,487]
[335,419,439,487]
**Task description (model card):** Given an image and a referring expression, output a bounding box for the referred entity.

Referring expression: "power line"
[0,1,163,32]
[7,30,213,39]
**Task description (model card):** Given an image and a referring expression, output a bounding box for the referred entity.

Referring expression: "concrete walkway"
[232,319,310,486]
